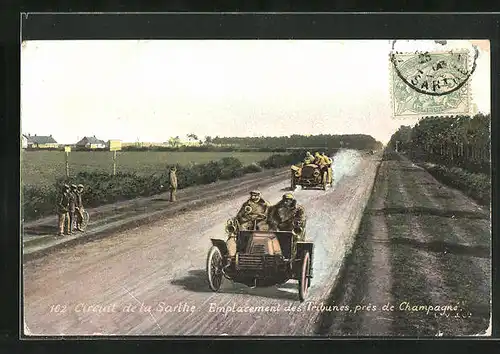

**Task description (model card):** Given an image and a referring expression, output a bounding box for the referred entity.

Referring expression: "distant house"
[24,134,59,149]
[76,136,106,150]
[21,134,28,149]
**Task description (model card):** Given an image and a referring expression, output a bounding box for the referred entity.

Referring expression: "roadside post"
[64,146,71,177]
[109,140,122,176]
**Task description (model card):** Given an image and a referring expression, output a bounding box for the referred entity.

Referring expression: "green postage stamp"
[390,47,478,117]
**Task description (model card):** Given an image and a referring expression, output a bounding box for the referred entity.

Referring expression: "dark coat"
[57,191,70,214]
[68,191,77,212]
[236,198,269,225]
[268,200,306,231]
[74,191,83,208]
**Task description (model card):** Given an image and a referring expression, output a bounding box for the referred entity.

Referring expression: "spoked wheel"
[80,210,90,231]
[322,172,328,190]
[298,251,311,302]
[206,246,224,292]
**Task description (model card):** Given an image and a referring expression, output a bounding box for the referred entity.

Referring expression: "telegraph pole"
[113,150,117,176]
[64,146,71,177]
[109,140,122,176]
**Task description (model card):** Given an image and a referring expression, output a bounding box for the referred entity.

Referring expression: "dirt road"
[23,150,380,336]
[317,152,491,336]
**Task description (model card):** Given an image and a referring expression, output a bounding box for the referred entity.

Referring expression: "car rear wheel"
[207,246,224,291]
[298,251,311,301]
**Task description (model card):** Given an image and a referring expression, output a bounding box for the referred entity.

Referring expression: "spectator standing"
[74,184,85,231]
[169,166,178,202]
[68,184,77,234]
[56,184,71,236]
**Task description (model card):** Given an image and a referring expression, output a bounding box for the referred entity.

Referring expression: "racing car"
[290,162,332,190]
[206,218,314,301]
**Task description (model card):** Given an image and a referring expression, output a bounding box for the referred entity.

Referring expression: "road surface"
[23,150,380,336]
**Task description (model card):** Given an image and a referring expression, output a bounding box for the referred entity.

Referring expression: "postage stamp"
[390,45,478,117]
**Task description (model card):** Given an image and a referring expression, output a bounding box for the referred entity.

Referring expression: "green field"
[21,150,274,186]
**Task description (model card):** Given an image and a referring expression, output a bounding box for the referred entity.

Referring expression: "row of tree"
[173,134,383,151]
[388,113,491,174]
[161,133,384,151]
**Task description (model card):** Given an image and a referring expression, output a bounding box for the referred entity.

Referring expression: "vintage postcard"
[21,39,491,336]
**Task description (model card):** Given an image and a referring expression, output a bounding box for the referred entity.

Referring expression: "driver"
[268,193,306,241]
[313,152,324,166]
[321,152,332,166]
[304,151,314,165]
[235,190,270,231]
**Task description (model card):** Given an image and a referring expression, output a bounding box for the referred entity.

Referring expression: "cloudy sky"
[21,39,490,144]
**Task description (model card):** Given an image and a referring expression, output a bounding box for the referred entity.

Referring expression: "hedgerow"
[22,152,302,222]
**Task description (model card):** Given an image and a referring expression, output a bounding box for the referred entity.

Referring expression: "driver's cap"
[250,190,261,196]
[283,193,294,200]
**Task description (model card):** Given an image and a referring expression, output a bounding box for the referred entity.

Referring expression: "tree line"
[125,134,383,152]
[388,113,491,174]
[192,134,383,151]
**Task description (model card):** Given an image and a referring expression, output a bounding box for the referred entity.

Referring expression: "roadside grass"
[386,214,441,336]
[418,163,491,210]
[383,161,441,335]
[400,162,491,335]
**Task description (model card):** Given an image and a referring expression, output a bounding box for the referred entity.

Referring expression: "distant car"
[206,218,314,301]
[290,163,332,190]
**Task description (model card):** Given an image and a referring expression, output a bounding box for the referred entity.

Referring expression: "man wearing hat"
[304,151,314,165]
[235,190,270,231]
[74,184,85,231]
[169,166,178,202]
[67,184,78,234]
[268,193,306,241]
[313,152,324,166]
[321,151,333,165]
[56,184,71,236]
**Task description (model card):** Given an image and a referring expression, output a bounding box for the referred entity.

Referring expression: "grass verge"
[419,163,491,210]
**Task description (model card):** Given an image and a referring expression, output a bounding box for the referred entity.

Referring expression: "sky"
[21,40,490,145]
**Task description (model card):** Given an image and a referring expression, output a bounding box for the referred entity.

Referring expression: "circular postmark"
[390,40,479,97]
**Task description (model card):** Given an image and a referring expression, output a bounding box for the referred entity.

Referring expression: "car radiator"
[236,254,278,270]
